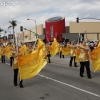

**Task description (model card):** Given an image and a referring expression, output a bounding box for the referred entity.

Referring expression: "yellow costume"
[68,44,76,57]
[78,44,90,62]
[12,49,18,69]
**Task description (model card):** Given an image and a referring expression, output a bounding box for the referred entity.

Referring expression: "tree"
[8,20,17,44]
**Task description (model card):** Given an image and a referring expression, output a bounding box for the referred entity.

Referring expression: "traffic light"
[8,34,13,39]
[3,36,7,40]
[76,17,79,23]
[20,26,23,31]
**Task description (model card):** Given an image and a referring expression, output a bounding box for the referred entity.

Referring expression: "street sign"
[34,33,38,37]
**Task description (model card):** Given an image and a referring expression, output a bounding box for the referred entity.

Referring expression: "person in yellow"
[68,41,77,67]
[59,43,64,58]
[10,44,15,67]
[12,46,23,88]
[27,44,33,54]
[0,45,3,59]
[78,40,91,79]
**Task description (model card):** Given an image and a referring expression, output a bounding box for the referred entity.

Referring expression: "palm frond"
[8,25,12,29]
[9,20,17,28]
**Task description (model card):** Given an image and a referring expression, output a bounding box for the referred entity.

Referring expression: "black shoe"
[69,64,72,67]
[74,66,78,67]
[80,75,84,77]
[14,84,17,86]
[20,84,23,88]
[88,77,92,79]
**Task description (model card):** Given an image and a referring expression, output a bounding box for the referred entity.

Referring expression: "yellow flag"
[49,38,59,56]
[97,41,100,47]
[90,46,100,72]
[4,45,11,59]
[19,44,27,56]
[62,46,70,55]
[90,46,100,61]
[18,39,47,80]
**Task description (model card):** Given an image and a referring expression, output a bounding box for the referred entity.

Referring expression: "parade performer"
[1,45,5,64]
[12,46,23,88]
[68,41,78,67]
[10,44,15,67]
[27,44,33,54]
[78,40,91,79]
[59,43,64,58]
[0,45,3,59]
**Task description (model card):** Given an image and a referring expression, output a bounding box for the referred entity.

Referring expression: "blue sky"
[0,0,100,35]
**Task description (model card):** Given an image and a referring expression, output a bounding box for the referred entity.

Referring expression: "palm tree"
[8,20,17,44]
[0,28,4,43]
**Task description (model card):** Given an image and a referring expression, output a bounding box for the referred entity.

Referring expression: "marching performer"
[59,43,64,58]
[68,41,78,67]
[78,40,91,79]
[12,45,23,88]
[1,45,5,64]
[10,44,15,67]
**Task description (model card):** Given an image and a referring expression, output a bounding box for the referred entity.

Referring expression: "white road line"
[38,74,100,98]
[5,63,10,65]
[4,62,100,98]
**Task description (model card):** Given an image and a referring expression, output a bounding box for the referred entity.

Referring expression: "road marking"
[4,62,100,97]
[5,63,10,65]
[38,74,100,98]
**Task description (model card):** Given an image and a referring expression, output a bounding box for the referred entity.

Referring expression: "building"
[16,24,44,44]
[69,22,100,40]
[45,16,65,42]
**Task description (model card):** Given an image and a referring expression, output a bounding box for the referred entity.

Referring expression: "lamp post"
[27,19,38,38]
[85,29,88,41]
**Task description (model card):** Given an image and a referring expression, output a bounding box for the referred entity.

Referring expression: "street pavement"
[0,55,100,100]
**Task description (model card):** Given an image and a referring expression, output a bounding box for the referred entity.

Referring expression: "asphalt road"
[0,56,100,100]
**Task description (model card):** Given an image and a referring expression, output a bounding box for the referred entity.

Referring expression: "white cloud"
[0,0,100,34]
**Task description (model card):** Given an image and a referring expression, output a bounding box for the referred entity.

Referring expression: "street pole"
[27,19,38,38]
[85,29,88,41]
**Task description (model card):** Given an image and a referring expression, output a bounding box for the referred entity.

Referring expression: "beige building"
[69,22,100,40]
[16,24,44,44]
